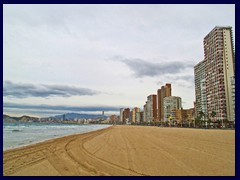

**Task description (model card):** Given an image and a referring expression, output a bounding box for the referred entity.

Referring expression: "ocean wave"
[4,123,112,150]
[12,129,22,132]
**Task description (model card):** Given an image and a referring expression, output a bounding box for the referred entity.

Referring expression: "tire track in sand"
[81,127,148,176]
[64,126,148,176]
[146,137,200,175]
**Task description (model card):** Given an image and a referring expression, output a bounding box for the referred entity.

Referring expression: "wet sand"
[3,125,235,176]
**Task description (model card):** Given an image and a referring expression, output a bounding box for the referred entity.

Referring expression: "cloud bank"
[156,74,195,89]
[112,56,194,77]
[3,102,121,112]
[3,81,99,98]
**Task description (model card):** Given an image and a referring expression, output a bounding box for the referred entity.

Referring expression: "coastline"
[3,123,112,151]
[3,124,112,152]
[3,125,235,176]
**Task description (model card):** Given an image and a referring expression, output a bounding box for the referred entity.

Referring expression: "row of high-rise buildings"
[194,26,235,125]
[120,83,194,124]
[118,26,235,126]
[142,84,186,123]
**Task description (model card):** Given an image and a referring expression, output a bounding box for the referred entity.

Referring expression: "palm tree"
[210,111,217,128]
[169,116,173,127]
[211,111,217,118]
[205,113,210,128]
[198,111,204,120]
[197,111,205,127]
[183,114,189,127]
[195,117,201,128]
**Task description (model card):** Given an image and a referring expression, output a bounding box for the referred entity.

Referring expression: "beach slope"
[3,125,235,176]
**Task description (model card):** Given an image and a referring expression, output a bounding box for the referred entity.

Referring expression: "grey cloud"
[171,75,194,88]
[175,82,194,89]
[3,102,121,112]
[3,81,99,98]
[156,75,194,89]
[170,75,194,83]
[112,56,194,77]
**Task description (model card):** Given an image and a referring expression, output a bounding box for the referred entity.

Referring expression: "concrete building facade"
[163,96,182,122]
[203,26,235,122]
[136,111,143,123]
[194,60,207,120]
[132,107,140,123]
[119,108,124,123]
[123,108,130,124]
[175,108,194,124]
[157,83,171,121]
[143,104,147,122]
[144,94,157,122]
[231,76,235,123]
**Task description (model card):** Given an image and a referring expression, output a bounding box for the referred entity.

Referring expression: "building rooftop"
[204,26,232,39]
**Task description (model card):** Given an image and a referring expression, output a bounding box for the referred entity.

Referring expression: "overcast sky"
[3,4,235,117]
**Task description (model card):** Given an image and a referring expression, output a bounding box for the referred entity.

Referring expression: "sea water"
[3,122,112,150]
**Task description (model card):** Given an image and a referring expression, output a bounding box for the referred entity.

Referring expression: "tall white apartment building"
[163,96,182,122]
[144,95,157,122]
[195,26,235,123]
[119,108,124,123]
[230,76,235,123]
[194,60,207,120]
[131,107,140,123]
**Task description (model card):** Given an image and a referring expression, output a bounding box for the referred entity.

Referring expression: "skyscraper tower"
[157,83,171,121]
[102,111,105,119]
[132,107,140,123]
[195,26,235,123]
[194,60,207,120]
[163,96,182,122]
[144,95,157,122]
[123,108,130,124]
[119,108,124,123]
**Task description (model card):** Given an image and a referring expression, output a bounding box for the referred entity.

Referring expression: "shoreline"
[3,124,112,151]
[3,125,113,153]
[3,125,235,176]
[4,125,234,152]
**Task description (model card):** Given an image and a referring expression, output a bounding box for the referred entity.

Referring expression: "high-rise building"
[230,76,235,123]
[194,60,207,120]
[143,104,147,122]
[195,26,235,123]
[163,96,182,122]
[144,94,157,122]
[123,108,130,124]
[129,110,132,123]
[102,111,105,119]
[119,108,124,123]
[157,83,171,121]
[204,26,235,122]
[132,107,140,123]
[136,111,144,123]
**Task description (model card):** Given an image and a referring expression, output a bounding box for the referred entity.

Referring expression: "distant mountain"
[3,113,108,123]
[51,113,108,119]
[3,114,39,122]
[3,114,16,122]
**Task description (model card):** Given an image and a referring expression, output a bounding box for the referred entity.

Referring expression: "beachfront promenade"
[3,125,235,176]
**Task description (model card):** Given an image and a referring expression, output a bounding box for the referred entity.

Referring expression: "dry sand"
[3,125,235,176]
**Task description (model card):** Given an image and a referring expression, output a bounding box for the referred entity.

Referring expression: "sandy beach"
[3,125,235,176]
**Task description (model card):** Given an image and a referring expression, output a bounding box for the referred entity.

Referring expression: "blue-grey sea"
[3,122,111,150]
